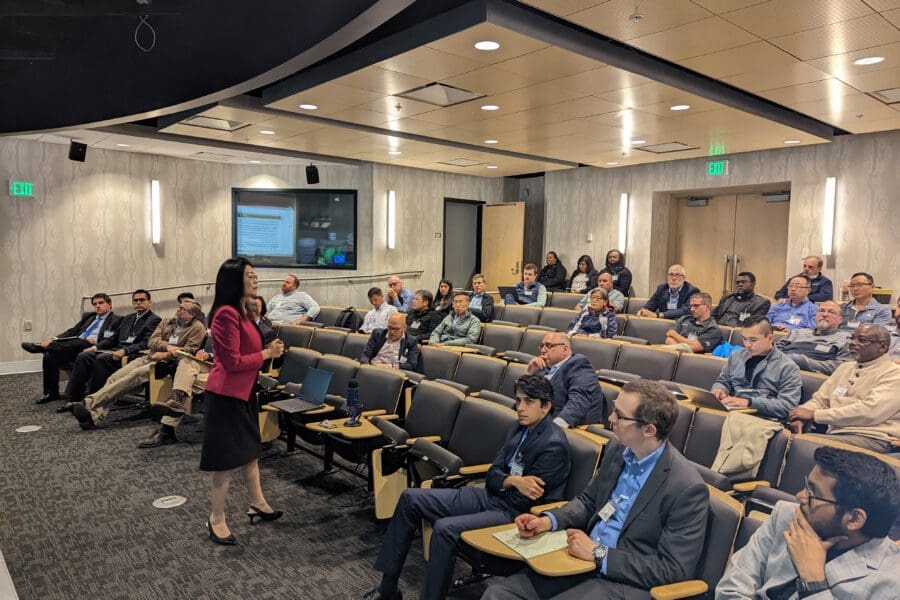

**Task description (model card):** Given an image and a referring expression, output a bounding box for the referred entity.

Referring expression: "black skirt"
[199,390,261,472]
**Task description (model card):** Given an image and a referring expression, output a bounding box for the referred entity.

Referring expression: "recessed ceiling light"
[670,104,690,111]
[388,151,402,155]
[606,161,619,166]
[783,139,801,144]
[116,143,131,147]
[484,139,499,144]
[474,40,500,51]
[853,56,884,66]
[486,165,498,169]
[259,130,276,135]
[250,160,261,163]
[481,104,500,111]
[631,139,646,145]
[298,103,318,110]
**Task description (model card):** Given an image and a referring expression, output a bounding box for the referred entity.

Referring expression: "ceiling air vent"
[635,141,699,154]
[181,115,248,132]
[398,83,485,107]
[870,87,900,104]
[438,158,484,167]
[193,151,236,162]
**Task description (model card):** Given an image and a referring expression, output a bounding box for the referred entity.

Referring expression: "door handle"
[732,254,740,291]
[722,254,732,297]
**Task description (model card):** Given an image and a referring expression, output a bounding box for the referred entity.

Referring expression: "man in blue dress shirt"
[386,275,415,313]
[483,379,710,599]
[767,275,819,331]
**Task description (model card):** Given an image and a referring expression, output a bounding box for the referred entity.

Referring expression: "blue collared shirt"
[469,294,483,310]
[546,442,667,573]
[507,429,528,470]
[839,298,893,332]
[767,298,818,330]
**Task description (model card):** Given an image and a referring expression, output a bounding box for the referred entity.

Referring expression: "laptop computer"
[269,367,333,414]
[675,383,736,411]
[498,286,517,300]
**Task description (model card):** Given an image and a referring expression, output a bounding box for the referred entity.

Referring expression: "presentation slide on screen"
[235,205,295,257]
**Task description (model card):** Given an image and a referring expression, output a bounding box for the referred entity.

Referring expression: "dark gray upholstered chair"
[315,354,359,398]
[613,345,679,381]
[277,324,315,350]
[517,328,549,355]
[475,391,516,410]
[500,305,542,327]
[355,364,407,415]
[341,332,370,360]
[481,324,524,356]
[672,354,728,391]
[547,292,584,309]
[499,361,529,398]
[419,346,460,381]
[570,337,620,371]
[538,307,578,332]
[451,354,507,395]
[622,316,674,345]
[309,328,347,356]
[270,347,321,385]
[625,297,648,315]
[800,370,828,403]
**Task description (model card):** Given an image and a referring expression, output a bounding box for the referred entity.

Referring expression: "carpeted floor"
[0,373,492,600]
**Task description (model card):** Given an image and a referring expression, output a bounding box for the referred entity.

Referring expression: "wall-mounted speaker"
[306,165,319,184]
[69,141,87,162]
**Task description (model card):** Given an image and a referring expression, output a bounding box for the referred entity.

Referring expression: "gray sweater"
[776,327,850,375]
[712,347,802,420]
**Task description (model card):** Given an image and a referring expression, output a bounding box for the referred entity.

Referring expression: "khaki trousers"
[84,356,154,420]
[160,357,210,427]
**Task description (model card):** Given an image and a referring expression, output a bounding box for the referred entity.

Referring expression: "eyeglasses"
[539,342,567,350]
[849,335,878,344]
[612,408,646,424]
[803,476,838,506]
[848,282,873,288]
[819,309,840,316]
[247,273,259,280]
[787,284,810,289]
[667,273,685,278]
[132,298,149,303]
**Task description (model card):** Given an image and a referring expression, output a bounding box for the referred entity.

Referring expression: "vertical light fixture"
[150,179,161,246]
[822,176,836,256]
[618,192,629,252]
[386,190,396,249]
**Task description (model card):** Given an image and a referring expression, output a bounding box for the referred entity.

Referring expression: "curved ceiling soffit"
[1,0,415,135]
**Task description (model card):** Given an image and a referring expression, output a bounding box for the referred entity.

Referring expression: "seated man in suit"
[22,292,121,405]
[429,292,482,347]
[362,375,571,600]
[61,289,162,411]
[773,255,833,303]
[483,379,710,599]
[716,446,899,599]
[767,275,819,331]
[468,273,495,323]
[787,324,899,453]
[661,292,724,354]
[526,332,607,427]
[776,300,850,375]
[712,316,802,420]
[636,264,700,319]
[359,313,421,373]
[504,263,547,307]
[712,271,771,327]
[70,299,207,430]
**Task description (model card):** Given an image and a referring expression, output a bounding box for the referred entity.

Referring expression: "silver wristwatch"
[796,578,829,597]
[592,544,608,566]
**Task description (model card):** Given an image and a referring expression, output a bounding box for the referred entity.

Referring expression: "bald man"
[637,264,700,319]
[526,332,608,427]
[359,312,421,372]
[385,275,414,313]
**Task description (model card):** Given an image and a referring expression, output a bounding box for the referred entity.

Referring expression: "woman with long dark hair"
[538,251,567,291]
[567,254,599,293]
[433,279,454,315]
[201,257,285,545]
[599,249,633,296]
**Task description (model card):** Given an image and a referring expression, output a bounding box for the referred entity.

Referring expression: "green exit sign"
[707,160,729,176]
[8,180,34,197]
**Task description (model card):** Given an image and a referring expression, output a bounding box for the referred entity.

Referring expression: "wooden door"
[481,202,525,289]
[733,193,789,299]
[673,195,737,299]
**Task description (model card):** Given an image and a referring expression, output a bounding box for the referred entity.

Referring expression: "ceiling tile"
[722,61,832,92]
[547,66,654,95]
[353,95,441,118]
[806,42,900,79]
[770,14,900,60]
[332,67,430,96]
[441,65,539,96]
[425,23,549,65]
[628,16,760,61]
[680,42,804,78]
[865,1,900,11]
[492,46,603,79]
[759,78,861,104]
[267,83,383,112]
[720,0,873,39]
[520,1,607,17]
[832,65,900,93]
[690,0,770,13]
[377,46,484,80]
[569,0,712,41]
[883,8,900,27]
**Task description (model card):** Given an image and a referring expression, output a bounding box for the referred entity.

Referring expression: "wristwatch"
[592,543,608,567]
[796,578,829,597]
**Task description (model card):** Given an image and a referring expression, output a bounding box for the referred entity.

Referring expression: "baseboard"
[0,359,42,375]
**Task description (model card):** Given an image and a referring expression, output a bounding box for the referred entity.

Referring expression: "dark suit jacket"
[469,293,495,323]
[57,312,122,344]
[485,415,571,513]
[774,273,833,302]
[537,354,607,427]
[96,310,162,356]
[549,441,709,590]
[359,329,422,373]
[643,282,701,319]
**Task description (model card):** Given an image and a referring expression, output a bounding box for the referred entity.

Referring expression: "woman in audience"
[567,287,617,338]
[251,295,277,344]
[567,255,599,294]
[538,251,567,291]
[201,258,285,546]
[600,248,632,296]
[407,289,443,342]
[433,279,454,315]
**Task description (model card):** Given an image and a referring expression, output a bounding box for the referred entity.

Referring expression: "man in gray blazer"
[482,379,710,599]
[716,446,899,599]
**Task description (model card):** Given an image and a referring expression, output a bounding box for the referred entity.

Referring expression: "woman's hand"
[264,339,285,360]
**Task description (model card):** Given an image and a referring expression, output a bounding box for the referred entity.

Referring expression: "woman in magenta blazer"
[201,257,284,545]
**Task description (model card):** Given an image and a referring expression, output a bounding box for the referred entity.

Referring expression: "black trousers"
[42,338,92,396]
[64,351,122,404]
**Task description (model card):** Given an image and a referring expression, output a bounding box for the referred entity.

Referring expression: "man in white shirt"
[361,287,397,333]
[267,275,320,325]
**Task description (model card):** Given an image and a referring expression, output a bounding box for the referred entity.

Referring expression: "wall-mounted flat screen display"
[232,188,357,269]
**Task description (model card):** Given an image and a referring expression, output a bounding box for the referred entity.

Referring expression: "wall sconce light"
[618,192,629,252]
[386,190,396,249]
[151,179,161,245]
[822,176,835,256]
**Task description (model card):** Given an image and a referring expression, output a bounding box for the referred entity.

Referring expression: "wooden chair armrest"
[406,435,441,445]
[361,409,387,418]
[529,501,567,515]
[891,439,900,448]
[458,464,491,476]
[261,405,280,413]
[469,391,480,397]
[650,580,709,600]
[731,480,769,494]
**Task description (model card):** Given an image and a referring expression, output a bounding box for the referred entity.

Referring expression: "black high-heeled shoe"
[247,505,283,524]
[206,521,237,545]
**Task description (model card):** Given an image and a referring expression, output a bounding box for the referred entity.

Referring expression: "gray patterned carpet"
[0,373,490,600]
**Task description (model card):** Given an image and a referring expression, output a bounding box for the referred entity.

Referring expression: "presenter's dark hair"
[132,289,151,300]
[514,374,554,407]
[210,257,253,325]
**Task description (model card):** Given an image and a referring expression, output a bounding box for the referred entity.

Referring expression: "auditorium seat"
[682,408,726,471]
[355,364,407,415]
[668,403,697,453]
[613,345,679,381]
[277,324,314,350]
[622,316,674,345]
[733,511,768,552]
[480,324,524,356]
[729,328,744,346]
[340,332,370,360]
[615,314,628,335]
[476,391,516,410]
[800,370,828,403]
[538,307,576,332]
[517,327,548,356]
[267,347,321,386]
[672,354,728,391]
[547,292,583,309]
[419,346,460,381]
[569,337,620,371]
[442,354,507,396]
[316,354,359,398]
[625,297,648,314]
[309,328,347,356]
[313,306,344,327]
[499,361,528,398]
[500,305,542,327]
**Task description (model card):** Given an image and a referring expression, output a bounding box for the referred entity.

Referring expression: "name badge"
[847,321,860,329]
[523,289,533,297]
[611,274,618,282]
[788,315,802,325]
[103,330,115,338]
[168,335,179,344]
[399,355,407,364]
[739,312,750,321]
[667,300,678,310]
[832,387,848,398]
[688,334,698,341]
[411,320,421,329]
[510,458,525,477]
[814,344,832,353]
[597,501,616,521]
[124,336,136,344]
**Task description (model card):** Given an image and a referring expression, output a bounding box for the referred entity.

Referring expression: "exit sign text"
[707,160,729,176]
[8,180,34,197]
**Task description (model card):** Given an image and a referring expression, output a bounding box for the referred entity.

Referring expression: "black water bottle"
[345,379,362,426]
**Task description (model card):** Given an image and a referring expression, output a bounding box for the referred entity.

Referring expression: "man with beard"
[776,300,850,375]
[712,272,771,327]
[599,249,632,297]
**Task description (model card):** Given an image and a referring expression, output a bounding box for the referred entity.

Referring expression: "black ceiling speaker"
[306,164,319,184]
[68,141,87,162]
